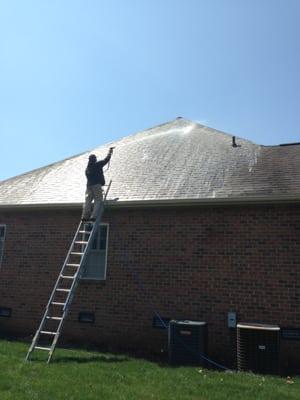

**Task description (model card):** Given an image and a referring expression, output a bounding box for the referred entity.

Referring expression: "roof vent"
[232,136,241,148]
[279,142,300,147]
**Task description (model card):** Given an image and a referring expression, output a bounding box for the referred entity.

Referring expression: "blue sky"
[1,0,300,180]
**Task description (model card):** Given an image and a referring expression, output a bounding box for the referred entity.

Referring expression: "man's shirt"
[85,154,111,186]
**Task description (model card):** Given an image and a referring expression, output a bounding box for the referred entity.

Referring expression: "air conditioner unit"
[168,320,207,366]
[237,322,280,374]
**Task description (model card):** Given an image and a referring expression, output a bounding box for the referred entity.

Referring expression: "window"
[81,224,109,280]
[0,225,6,267]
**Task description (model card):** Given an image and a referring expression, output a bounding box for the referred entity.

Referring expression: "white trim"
[105,196,300,208]
[0,224,6,267]
[103,223,109,280]
[0,194,299,210]
[237,323,280,331]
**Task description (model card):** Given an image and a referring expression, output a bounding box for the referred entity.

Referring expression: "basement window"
[81,224,109,280]
[0,225,6,267]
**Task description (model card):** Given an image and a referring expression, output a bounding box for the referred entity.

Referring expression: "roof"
[0,118,299,208]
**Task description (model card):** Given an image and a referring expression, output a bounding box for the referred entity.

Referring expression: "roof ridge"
[101,118,191,145]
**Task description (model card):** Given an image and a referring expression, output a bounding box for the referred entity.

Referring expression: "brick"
[0,204,299,368]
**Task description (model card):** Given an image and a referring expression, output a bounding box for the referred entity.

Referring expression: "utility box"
[168,320,207,366]
[237,322,280,374]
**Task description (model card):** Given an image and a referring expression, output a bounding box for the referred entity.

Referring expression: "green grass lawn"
[0,339,299,400]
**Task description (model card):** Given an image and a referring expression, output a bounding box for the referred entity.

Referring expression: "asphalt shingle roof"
[0,118,299,206]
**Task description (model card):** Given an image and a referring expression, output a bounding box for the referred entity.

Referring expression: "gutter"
[0,195,299,211]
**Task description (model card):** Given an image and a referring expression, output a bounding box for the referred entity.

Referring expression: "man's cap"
[88,154,97,162]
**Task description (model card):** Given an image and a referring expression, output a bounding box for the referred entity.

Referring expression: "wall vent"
[0,307,12,317]
[78,312,95,323]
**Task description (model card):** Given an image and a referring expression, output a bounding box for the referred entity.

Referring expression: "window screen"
[81,224,109,280]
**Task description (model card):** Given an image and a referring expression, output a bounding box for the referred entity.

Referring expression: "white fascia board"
[0,195,299,211]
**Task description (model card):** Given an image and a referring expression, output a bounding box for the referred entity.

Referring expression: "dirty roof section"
[0,118,299,206]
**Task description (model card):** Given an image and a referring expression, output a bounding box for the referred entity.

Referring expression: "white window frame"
[81,223,109,281]
[0,225,6,268]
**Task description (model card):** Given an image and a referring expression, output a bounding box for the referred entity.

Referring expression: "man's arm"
[98,147,114,167]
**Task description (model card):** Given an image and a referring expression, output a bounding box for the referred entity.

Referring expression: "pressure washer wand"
[105,146,115,171]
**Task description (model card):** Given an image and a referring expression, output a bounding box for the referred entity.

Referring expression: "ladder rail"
[47,307,69,363]
[47,222,84,306]
[25,219,85,359]
[71,179,111,285]
[46,181,111,313]
[26,180,112,362]
[63,181,111,309]
[46,185,111,362]
[47,202,107,363]
[103,180,112,201]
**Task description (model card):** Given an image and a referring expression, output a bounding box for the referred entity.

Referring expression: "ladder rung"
[35,346,51,351]
[40,331,57,335]
[66,263,80,267]
[51,302,65,306]
[79,230,91,234]
[60,275,75,280]
[46,316,63,320]
[70,252,84,256]
[56,288,70,292]
[74,241,88,245]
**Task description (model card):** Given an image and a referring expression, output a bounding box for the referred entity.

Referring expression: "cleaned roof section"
[0,118,299,206]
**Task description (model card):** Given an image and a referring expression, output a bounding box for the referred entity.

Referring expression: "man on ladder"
[81,147,114,222]
[26,147,114,363]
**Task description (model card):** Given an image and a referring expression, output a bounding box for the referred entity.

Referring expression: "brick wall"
[0,204,299,369]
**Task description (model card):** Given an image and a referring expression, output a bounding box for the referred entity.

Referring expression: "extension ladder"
[25,180,112,363]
